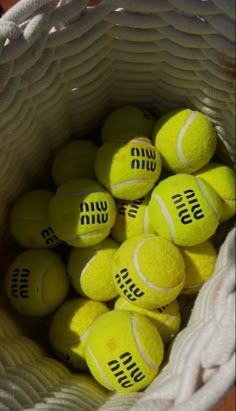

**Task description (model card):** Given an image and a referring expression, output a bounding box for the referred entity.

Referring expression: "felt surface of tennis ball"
[5,250,69,317]
[114,296,181,345]
[10,190,61,248]
[49,178,116,247]
[95,137,162,200]
[111,194,154,244]
[68,238,119,301]
[194,162,236,222]
[49,298,108,370]
[152,108,217,173]
[85,310,164,392]
[149,173,222,246]
[102,105,156,143]
[180,240,217,295]
[112,234,185,309]
[51,140,98,186]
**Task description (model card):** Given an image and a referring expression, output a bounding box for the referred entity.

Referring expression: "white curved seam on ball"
[86,345,115,391]
[117,301,128,310]
[53,325,95,345]
[158,314,176,334]
[183,283,202,291]
[143,206,149,233]
[68,229,109,242]
[177,111,197,167]
[80,229,109,239]
[111,179,155,190]
[80,254,97,282]
[131,314,159,370]
[130,139,150,145]
[80,325,93,341]
[196,178,220,221]
[134,237,182,291]
[224,197,235,202]
[152,194,176,242]
[19,214,48,221]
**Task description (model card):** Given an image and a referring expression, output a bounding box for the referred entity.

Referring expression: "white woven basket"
[0,1,235,410]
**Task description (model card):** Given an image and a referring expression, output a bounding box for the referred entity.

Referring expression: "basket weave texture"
[0,1,235,410]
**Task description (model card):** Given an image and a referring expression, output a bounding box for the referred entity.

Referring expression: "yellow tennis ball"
[49,298,108,370]
[180,240,217,295]
[51,139,98,186]
[112,234,185,309]
[85,310,164,392]
[114,296,181,345]
[194,162,236,222]
[95,137,162,200]
[102,105,156,143]
[68,238,119,301]
[10,190,61,248]
[111,194,154,244]
[149,173,222,246]
[5,250,69,317]
[152,108,217,173]
[49,178,116,247]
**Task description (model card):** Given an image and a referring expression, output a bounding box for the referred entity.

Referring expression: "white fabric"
[0,1,235,410]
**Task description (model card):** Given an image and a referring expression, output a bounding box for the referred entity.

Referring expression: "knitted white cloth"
[0,1,235,410]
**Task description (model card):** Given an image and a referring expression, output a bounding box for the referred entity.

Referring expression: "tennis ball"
[111,194,154,244]
[10,190,61,248]
[112,234,185,309]
[152,108,217,173]
[49,178,116,247]
[68,238,119,301]
[49,298,108,370]
[194,162,236,222]
[149,173,222,246]
[95,137,162,200]
[85,310,164,392]
[101,105,156,143]
[51,140,98,186]
[180,240,217,295]
[5,250,69,317]
[114,296,181,345]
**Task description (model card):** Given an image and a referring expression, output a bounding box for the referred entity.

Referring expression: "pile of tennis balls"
[4,105,235,393]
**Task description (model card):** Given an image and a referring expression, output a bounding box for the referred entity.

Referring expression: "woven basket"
[0,1,235,410]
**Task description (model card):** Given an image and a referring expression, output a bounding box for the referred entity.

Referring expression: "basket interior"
[0,1,235,410]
